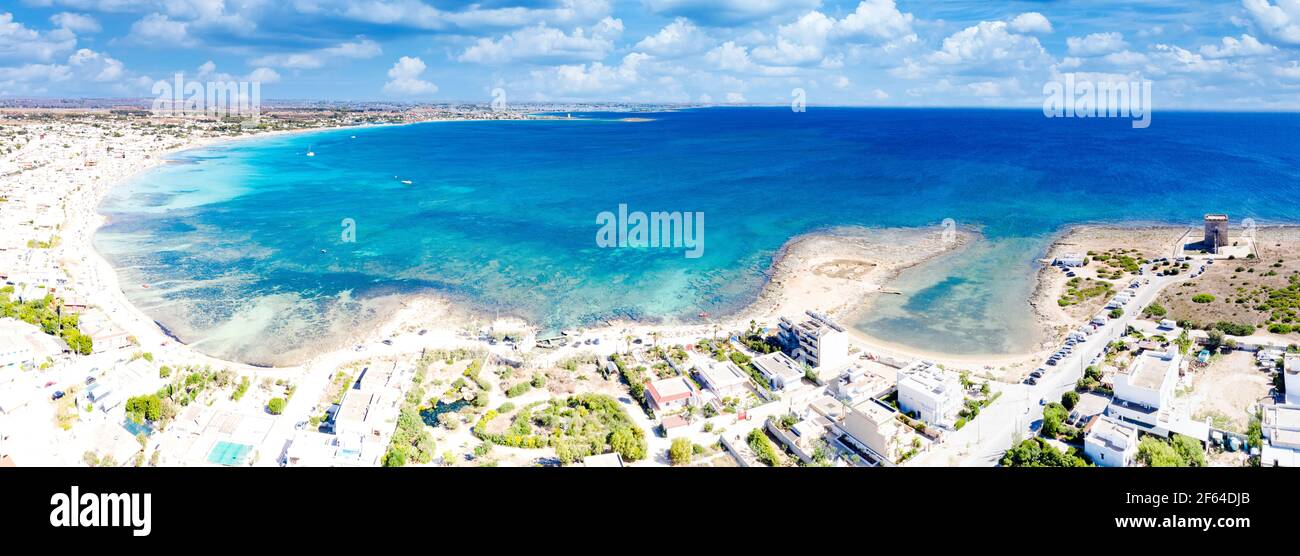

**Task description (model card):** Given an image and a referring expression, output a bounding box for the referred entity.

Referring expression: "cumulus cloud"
[1066,32,1127,57]
[383,56,439,95]
[459,18,622,64]
[0,12,77,62]
[50,12,100,34]
[528,52,649,96]
[633,17,713,57]
[129,13,195,47]
[1009,12,1052,34]
[1242,0,1300,45]
[1199,34,1275,58]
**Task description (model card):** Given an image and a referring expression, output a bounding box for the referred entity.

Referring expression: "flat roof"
[696,361,748,388]
[1263,404,1300,431]
[752,351,803,379]
[582,453,625,467]
[1122,350,1177,390]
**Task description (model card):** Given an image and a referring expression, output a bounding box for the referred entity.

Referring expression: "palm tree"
[624,334,634,355]
[651,331,661,350]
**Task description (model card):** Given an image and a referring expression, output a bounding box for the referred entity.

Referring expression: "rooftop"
[1086,416,1138,453]
[695,360,748,390]
[646,376,695,403]
[1120,349,1179,391]
[752,351,803,380]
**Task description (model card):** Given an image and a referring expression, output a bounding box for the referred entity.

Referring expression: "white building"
[694,360,750,398]
[777,311,849,372]
[1260,404,1300,467]
[751,351,805,391]
[1285,354,1300,407]
[0,318,63,370]
[1107,348,1181,432]
[896,362,961,427]
[1084,416,1139,467]
[809,396,905,466]
[1055,252,1086,267]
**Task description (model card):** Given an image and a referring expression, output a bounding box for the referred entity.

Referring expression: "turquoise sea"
[95,108,1300,365]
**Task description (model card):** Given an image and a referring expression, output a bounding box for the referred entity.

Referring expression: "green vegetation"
[267,397,286,415]
[1136,434,1204,467]
[231,376,250,401]
[1001,438,1089,467]
[472,393,646,464]
[1192,293,1216,303]
[669,438,693,465]
[1109,307,1124,319]
[1060,391,1079,410]
[125,394,162,424]
[505,382,531,397]
[384,355,438,467]
[1142,303,1167,318]
[0,287,93,355]
[747,428,780,466]
[1058,277,1113,307]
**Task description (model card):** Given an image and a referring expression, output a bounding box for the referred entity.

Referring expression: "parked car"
[51,390,65,401]
[43,381,55,388]
[85,376,97,385]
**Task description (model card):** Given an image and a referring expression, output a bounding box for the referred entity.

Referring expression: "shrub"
[1061,391,1079,410]
[669,438,693,466]
[746,429,780,466]
[267,397,286,415]
[1192,294,1216,303]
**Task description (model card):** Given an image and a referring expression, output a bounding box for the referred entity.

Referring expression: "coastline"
[63,120,1296,378]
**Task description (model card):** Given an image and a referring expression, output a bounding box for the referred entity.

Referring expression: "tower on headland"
[1203,214,1229,254]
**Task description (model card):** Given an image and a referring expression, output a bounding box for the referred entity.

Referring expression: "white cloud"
[1066,32,1126,57]
[50,12,100,34]
[1009,12,1052,34]
[528,52,648,96]
[0,12,77,62]
[927,21,1051,70]
[129,13,195,47]
[459,18,622,64]
[332,0,612,32]
[1152,44,1229,74]
[836,0,915,41]
[383,56,439,95]
[1242,0,1300,46]
[68,48,122,81]
[246,66,280,84]
[1199,34,1275,58]
[251,39,382,69]
[633,17,713,58]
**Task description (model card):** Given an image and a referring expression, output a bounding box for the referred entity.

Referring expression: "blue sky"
[2,0,1300,108]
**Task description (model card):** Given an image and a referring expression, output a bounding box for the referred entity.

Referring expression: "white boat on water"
[306,145,316,157]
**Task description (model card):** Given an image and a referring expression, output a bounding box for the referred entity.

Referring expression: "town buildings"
[777,311,849,373]
[1084,416,1139,467]
[897,361,961,427]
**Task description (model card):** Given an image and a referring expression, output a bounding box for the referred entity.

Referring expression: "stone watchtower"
[1204,214,1229,254]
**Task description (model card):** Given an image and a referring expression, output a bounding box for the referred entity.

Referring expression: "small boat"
[698,312,709,318]
[306,145,315,157]
[320,249,327,254]
[350,135,356,139]
[401,180,413,185]
[141,284,151,289]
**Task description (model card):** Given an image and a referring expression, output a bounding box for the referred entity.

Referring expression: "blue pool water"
[94,108,1300,365]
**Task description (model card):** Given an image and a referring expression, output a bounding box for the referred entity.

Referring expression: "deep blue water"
[94,108,1300,365]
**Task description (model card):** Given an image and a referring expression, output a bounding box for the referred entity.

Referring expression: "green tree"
[1061,391,1079,410]
[609,426,647,462]
[669,437,693,466]
[267,397,286,415]
[1137,437,1184,467]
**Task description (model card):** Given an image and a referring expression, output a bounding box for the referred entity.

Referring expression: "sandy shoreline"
[48,118,1283,379]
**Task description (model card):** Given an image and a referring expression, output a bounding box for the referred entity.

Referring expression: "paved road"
[914,259,1199,466]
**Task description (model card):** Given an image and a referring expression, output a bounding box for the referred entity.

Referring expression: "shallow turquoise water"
[95,108,1300,364]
